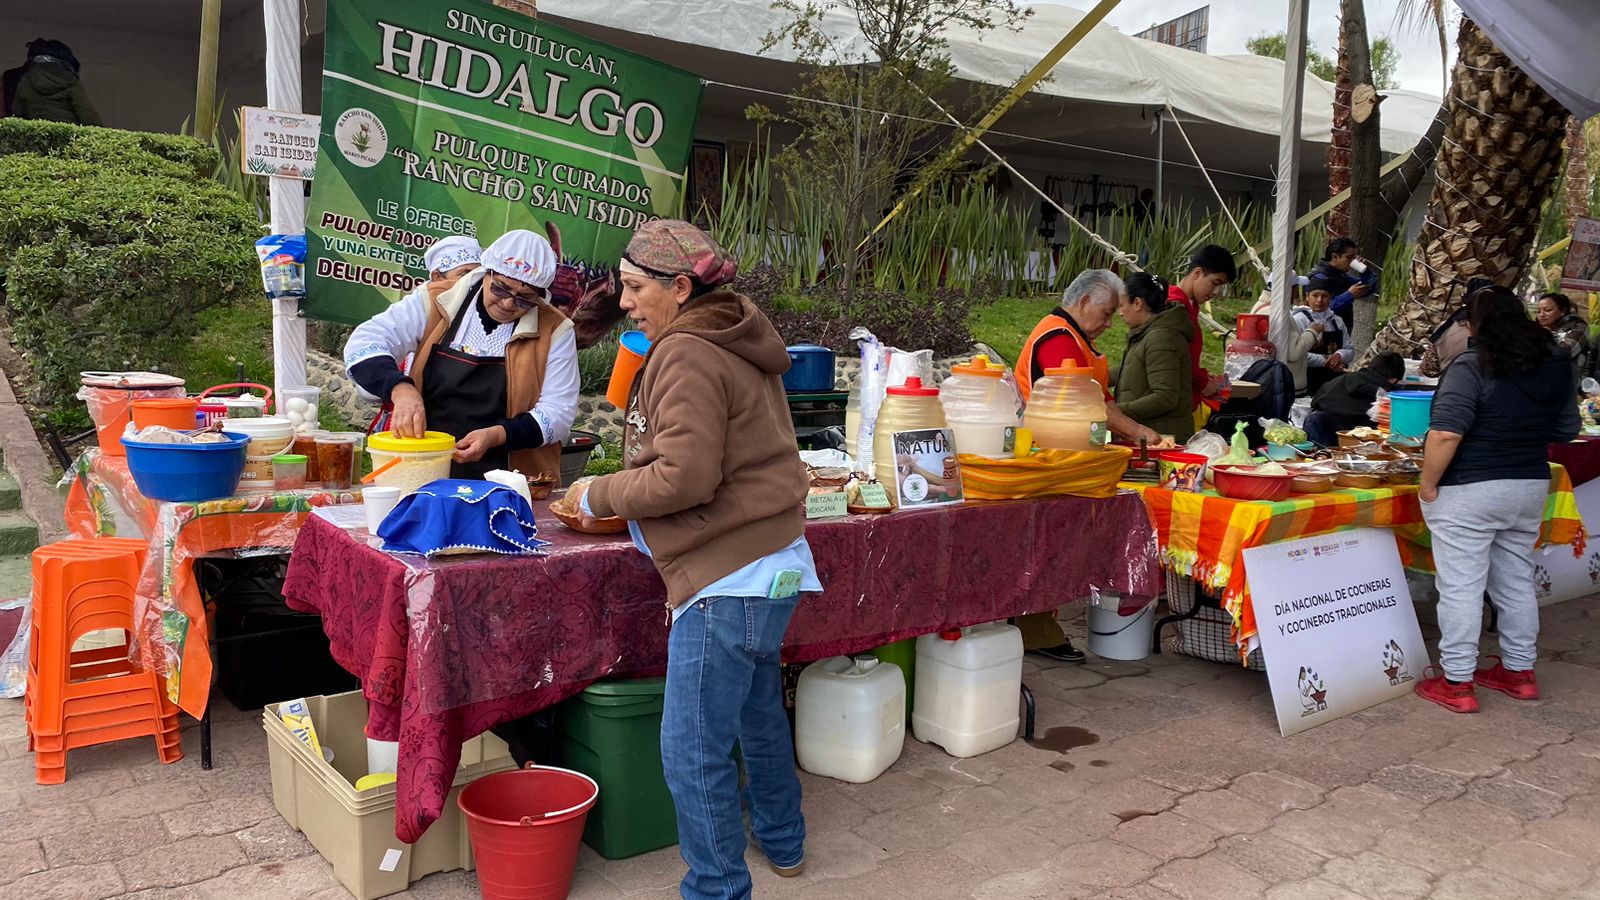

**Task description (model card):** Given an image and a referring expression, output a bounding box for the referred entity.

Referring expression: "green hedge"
[0,119,260,405]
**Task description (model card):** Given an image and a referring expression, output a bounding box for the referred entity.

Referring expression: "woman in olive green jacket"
[1114,273,1197,441]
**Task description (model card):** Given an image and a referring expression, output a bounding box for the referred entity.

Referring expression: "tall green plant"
[180,102,267,221]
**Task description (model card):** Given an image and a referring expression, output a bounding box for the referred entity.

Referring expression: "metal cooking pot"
[782,344,836,393]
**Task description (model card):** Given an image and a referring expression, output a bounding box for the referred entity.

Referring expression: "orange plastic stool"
[27,539,183,784]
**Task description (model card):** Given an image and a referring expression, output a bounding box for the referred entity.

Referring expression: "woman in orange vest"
[1012,269,1158,663]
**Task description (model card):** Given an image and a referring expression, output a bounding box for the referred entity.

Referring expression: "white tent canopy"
[541,0,1441,157]
[1458,0,1600,120]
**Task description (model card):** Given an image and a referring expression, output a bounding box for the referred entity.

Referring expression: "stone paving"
[10,596,1600,899]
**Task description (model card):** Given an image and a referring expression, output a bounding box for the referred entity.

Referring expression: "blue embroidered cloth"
[378,479,547,557]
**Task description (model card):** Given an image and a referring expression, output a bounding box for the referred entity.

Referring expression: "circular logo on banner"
[334,108,388,168]
[902,474,928,503]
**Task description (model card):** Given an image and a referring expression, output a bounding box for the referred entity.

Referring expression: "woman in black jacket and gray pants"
[1415,287,1579,714]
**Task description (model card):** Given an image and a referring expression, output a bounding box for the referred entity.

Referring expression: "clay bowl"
[548,495,628,534]
[1335,472,1383,489]
[1291,474,1335,493]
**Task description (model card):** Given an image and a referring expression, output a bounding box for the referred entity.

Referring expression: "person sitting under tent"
[1310,236,1378,331]
[1304,353,1406,447]
[1295,275,1355,395]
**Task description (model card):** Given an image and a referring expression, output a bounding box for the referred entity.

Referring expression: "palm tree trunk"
[1327,28,1352,242]
[1566,116,1592,230]
[1367,18,1566,360]
[1340,0,1385,351]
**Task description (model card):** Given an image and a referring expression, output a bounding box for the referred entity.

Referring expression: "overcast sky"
[1050,0,1457,98]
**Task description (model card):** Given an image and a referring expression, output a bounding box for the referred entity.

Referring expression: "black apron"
[421,291,512,480]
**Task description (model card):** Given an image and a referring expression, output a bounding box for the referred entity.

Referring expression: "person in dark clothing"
[1415,286,1580,714]
[1534,291,1590,388]
[1304,352,1406,446]
[1,39,47,117]
[11,39,99,125]
[1310,237,1378,331]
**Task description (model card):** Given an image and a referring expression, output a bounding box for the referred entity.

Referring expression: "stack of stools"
[27,538,183,783]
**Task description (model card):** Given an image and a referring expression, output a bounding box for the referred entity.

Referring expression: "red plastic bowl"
[1211,464,1294,502]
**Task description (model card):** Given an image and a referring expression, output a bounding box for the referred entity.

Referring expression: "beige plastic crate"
[262,691,515,899]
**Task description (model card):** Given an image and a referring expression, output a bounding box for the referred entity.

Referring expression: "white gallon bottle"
[794,656,906,783]
[912,623,1023,758]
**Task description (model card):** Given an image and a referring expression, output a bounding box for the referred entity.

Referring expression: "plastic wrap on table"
[1184,430,1228,462]
[63,449,364,714]
[0,599,29,699]
[76,383,186,437]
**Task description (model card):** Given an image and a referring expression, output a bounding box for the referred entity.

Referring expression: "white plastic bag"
[1183,430,1229,461]
[0,599,29,699]
[850,327,934,475]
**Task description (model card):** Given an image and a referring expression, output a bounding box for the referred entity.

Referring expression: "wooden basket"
[548,496,628,534]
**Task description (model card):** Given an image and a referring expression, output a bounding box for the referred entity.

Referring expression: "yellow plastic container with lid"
[872,376,947,490]
[1023,363,1109,451]
[939,355,1022,458]
[366,431,457,494]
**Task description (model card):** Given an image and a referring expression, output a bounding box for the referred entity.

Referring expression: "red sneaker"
[1415,669,1479,713]
[1476,657,1540,700]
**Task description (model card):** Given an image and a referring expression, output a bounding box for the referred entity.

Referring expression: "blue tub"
[121,431,250,502]
[1388,391,1434,439]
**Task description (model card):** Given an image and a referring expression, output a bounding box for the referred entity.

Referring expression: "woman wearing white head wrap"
[423,235,483,283]
[343,228,580,480]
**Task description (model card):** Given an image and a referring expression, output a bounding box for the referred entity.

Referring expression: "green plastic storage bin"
[558,677,679,859]
[871,638,917,722]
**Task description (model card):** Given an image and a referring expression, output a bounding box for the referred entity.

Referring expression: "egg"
[305,404,318,422]
[287,411,305,426]
[287,397,310,414]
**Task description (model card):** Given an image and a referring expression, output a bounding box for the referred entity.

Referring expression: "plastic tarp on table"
[283,491,1162,842]
[540,0,1442,154]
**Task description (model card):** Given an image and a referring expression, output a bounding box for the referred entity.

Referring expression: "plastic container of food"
[273,454,309,490]
[121,431,250,502]
[279,386,323,434]
[131,397,200,432]
[1211,464,1294,502]
[871,378,947,494]
[1023,363,1108,451]
[316,433,364,490]
[292,432,327,483]
[366,431,457,494]
[939,355,1022,458]
[228,416,297,490]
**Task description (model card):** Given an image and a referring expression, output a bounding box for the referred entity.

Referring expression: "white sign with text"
[1245,528,1427,736]
[241,107,321,180]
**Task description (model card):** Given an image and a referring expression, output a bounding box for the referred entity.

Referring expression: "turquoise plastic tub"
[1388,391,1434,439]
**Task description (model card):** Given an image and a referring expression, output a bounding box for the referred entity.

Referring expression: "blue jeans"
[662,595,805,900]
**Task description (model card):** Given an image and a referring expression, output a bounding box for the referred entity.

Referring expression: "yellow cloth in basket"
[959,445,1133,501]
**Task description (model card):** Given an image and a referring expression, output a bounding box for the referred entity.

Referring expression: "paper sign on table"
[806,491,849,519]
[856,483,892,509]
[1244,527,1428,737]
[890,428,964,507]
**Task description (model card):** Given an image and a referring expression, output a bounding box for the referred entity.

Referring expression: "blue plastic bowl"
[121,431,250,502]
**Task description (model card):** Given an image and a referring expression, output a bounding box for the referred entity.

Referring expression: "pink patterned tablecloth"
[283,492,1161,841]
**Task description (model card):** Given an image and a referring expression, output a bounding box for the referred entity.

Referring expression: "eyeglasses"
[486,274,543,308]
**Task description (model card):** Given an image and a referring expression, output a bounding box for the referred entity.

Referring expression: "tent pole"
[1269,0,1310,362]
[1155,109,1165,219]
[265,0,307,393]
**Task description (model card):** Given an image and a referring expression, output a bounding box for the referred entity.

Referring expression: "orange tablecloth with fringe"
[1124,463,1584,655]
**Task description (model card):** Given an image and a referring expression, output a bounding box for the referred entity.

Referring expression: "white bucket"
[1086,597,1154,661]
[228,416,296,489]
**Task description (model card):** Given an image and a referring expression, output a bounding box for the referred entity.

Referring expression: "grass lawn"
[969,291,1258,375]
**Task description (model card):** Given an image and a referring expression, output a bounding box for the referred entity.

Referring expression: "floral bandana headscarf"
[481,229,558,290]
[424,235,483,276]
[622,219,738,288]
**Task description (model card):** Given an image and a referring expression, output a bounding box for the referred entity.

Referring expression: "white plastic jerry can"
[912,622,1024,758]
[794,655,907,783]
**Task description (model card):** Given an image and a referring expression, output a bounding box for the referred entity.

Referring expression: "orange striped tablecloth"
[1123,463,1584,653]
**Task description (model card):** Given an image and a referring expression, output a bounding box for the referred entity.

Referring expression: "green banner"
[305,0,703,324]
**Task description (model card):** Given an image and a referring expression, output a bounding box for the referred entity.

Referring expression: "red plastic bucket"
[459,765,599,900]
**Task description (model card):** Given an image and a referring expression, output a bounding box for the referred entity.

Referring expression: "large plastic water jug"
[794,656,906,783]
[872,377,948,492]
[1023,363,1108,451]
[940,355,1023,458]
[912,623,1023,758]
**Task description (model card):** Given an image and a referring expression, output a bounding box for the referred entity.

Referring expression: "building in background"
[1135,6,1210,54]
